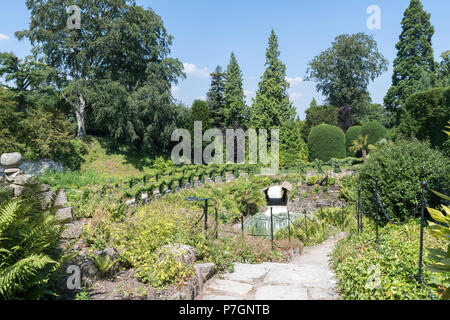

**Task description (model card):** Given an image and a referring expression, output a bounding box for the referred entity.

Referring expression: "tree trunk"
[75,93,86,138]
[362,149,367,161]
[247,204,251,217]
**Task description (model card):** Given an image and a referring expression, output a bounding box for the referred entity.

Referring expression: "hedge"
[401,86,450,148]
[361,121,387,147]
[308,124,346,162]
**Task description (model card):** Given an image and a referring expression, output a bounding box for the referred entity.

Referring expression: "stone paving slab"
[255,285,308,300]
[198,233,347,300]
[207,279,253,297]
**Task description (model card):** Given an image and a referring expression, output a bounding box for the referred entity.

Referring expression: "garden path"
[196,232,347,300]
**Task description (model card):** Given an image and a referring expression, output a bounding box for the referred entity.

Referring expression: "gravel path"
[197,233,347,300]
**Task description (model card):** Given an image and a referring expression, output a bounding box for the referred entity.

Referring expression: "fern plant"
[0,182,64,300]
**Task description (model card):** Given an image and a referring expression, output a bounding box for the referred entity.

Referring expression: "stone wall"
[0,152,73,221]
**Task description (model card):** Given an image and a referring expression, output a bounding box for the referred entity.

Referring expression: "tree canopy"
[250,30,296,129]
[224,52,248,129]
[305,33,388,120]
[384,0,436,125]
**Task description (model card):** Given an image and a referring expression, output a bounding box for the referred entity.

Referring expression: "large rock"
[61,221,83,239]
[40,184,51,192]
[4,168,21,174]
[1,152,22,169]
[55,190,68,208]
[195,263,215,283]
[19,159,63,176]
[10,184,24,197]
[159,244,197,265]
[13,174,34,186]
[40,191,55,208]
[5,171,21,182]
[80,260,100,287]
[56,207,73,221]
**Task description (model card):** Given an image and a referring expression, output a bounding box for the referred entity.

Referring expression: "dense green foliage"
[308,124,346,162]
[346,126,362,156]
[224,53,248,129]
[332,221,447,300]
[384,0,436,125]
[0,183,64,299]
[400,86,450,148]
[358,139,449,222]
[250,30,296,129]
[280,121,308,167]
[361,121,387,147]
[301,101,338,141]
[17,0,185,154]
[305,33,387,121]
[207,66,226,128]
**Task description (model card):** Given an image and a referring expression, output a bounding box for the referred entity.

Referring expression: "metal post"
[304,210,308,242]
[288,211,291,243]
[375,179,379,247]
[357,188,361,233]
[204,199,208,236]
[270,207,274,249]
[215,207,218,239]
[321,207,325,234]
[418,181,427,280]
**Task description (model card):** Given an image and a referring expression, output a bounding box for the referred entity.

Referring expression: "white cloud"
[183,63,210,78]
[244,89,254,96]
[285,76,303,87]
[289,92,303,100]
[0,33,10,40]
[171,86,180,94]
[196,96,206,101]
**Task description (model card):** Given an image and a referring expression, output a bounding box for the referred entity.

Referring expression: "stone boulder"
[56,207,73,221]
[55,189,68,208]
[61,221,84,240]
[1,152,22,168]
[80,260,100,287]
[159,244,197,265]
[14,174,34,186]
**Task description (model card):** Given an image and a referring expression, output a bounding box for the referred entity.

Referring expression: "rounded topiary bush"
[346,126,362,157]
[308,124,346,162]
[359,138,450,224]
[361,121,387,146]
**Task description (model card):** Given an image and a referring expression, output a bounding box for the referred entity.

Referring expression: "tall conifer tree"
[207,66,226,128]
[224,52,248,129]
[250,30,295,129]
[384,0,435,125]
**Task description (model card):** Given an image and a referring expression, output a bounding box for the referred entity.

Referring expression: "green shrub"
[400,86,450,148]
[346,126,362,157]
[359,138,450,223]
[361,121,387,147]
[332,221,446,300]
[308,124,346,162]
[0,183,64,299]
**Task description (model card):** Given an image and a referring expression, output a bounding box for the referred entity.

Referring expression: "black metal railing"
[356,179,449,300]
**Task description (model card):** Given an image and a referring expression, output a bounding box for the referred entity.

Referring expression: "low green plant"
[332,221,446,300]
[425,191,450,299]
[89,255,118,277]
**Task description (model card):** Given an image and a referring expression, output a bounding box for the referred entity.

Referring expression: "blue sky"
[0,0,449,119]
